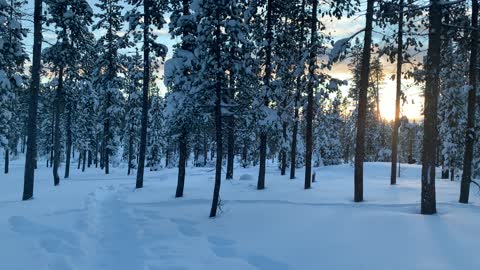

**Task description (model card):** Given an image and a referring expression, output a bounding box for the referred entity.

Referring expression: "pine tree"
[164,0,197,197]
[44,0,94,185]
[0,0,28,174]
[459,0,478,204]
[126,0,168,189]
[93,0,124,175]
[123,51,143,175]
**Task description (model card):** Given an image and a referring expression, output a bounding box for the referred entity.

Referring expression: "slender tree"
[354,0,374,202]
[22,0,42,200]
[459,0,478,204]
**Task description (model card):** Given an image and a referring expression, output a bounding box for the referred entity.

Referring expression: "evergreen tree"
[0,0,28,174]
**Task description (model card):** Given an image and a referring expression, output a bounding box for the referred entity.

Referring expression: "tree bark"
[280,123,287,175]
[226,62,235,180]
[176,131,187,197]
[128,130,133,175]
[136,0,150,189]
[4,148,9,174]
[290,0,306,180]
[421,0,442,214]
[210,3,223,218]
[64,110,72,178]
[354,0,374,202]
[82,150,86,172]
[305,0,318,190]
[77,150,82,170]
[257,0,273,190]
[53,66,64,186]
[459,0,478,204]
[23,0,43,200]
[390,0,404,185]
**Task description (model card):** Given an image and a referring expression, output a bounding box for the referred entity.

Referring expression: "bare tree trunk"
[53,66,64,186]
[49,110,54,167]
[4,148,9,174]
[226,116,234,179]
[128,131,133,175]
[290,0,305,180]
[77,150,82,170]
[64,110,72,178]
[226,66,235,180]
[354,0,374,202]
[103,112,110,174]
[280,122,287,175]
[210,4,223,217]
[421,0,442,215]
[459,0,478,204]
[176,131,187,198]
[94,137,98,168]
[82,150,86,172]
[165,141,170,168]
[203,132,208,166]
[136,0,150,189]
[257,0,273,190]
[390,0,404,185]
[22,0,43,200]
[305,0,318,190]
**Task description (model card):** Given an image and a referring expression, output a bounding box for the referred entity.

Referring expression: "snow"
[328,37,350,63]
[1,159,480,270]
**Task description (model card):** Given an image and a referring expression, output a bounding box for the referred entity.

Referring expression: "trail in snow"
[1,160,480,270]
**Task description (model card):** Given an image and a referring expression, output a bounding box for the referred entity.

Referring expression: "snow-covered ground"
[1,159,480,270]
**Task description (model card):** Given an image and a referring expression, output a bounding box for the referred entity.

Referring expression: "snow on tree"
[0,0,28,173]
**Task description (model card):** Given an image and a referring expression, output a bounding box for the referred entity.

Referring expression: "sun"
[379,79,423,122]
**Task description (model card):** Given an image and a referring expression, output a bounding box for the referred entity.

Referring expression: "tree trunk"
[53,66,64,186]
[226,116,234,179]
[22,0,42,200]
[128,132,133,175]
[165,140,170,168]
[94,137,98,168]
[226,65,235,179]
[88,150,92,168]
[305,0,318,190]
[390,0,404,185]
[49,110,54,167]
[354,0,374,202]
[441,166,449,179]
[210,6,223,217]
[290,0,306,180]
[64,110,72,178]
[421,0,442,215]
[459,0,478,204]
[280,120,287,176]
[103,114,110,174]
[257,0,273,190]
[4,148,9,174]
[136,0,150,189]
[77,150,82,170]
[176,131,187,198]
[203,132,208,166]
[82,150,86,172]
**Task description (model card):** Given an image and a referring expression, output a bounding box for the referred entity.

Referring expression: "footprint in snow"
[207,236,236,258]
[9,216,83,257]
[170,218,202,237]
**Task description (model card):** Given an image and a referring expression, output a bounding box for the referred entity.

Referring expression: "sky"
[22,0,424,121]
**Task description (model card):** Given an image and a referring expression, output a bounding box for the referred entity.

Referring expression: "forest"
[1,0,480,269]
